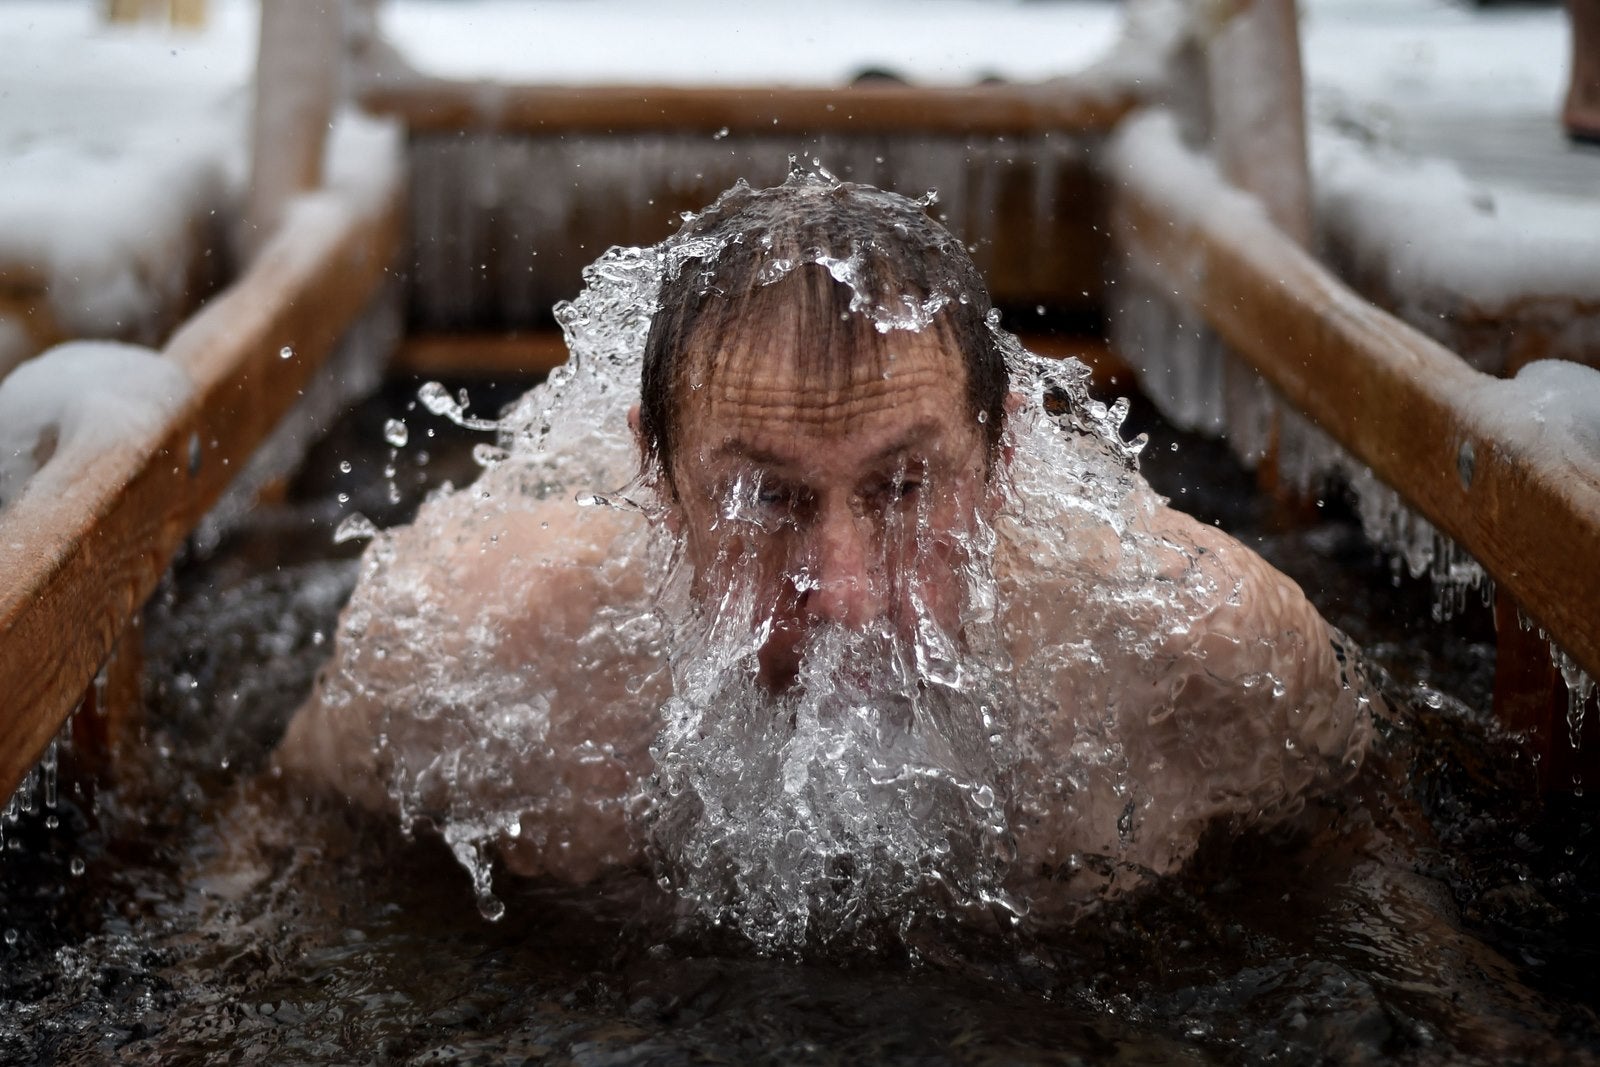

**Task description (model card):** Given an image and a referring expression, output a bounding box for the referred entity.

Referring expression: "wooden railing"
[1109,111,1600,686]
[363,79,1139,137]
[0,148,403,803]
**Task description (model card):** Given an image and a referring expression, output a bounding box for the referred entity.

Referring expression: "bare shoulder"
[276,483,661,808]
[999,491,1374,906]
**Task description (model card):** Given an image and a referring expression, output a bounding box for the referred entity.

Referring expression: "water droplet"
[279,346,293,360]
[713,126,730,140]
[338,459,352,474]
[472,443,509,467]
[384,419,409,447]
[334,512,380,544]
[69,857,85,877]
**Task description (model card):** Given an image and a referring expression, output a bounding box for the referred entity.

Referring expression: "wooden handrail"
[1110,114,1600,681]
[0,169,402,801]
[362,77,1141,136]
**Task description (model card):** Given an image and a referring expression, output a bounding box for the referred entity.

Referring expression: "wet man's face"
[667,323,993,690]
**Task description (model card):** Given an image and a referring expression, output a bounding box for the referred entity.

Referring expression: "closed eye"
[870,477,923,506]
[754,481,814,519]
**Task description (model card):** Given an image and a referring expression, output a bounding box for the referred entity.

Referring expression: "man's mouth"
[757,619,804,691]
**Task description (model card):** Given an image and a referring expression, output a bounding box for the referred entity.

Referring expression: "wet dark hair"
[639,176,1009,487]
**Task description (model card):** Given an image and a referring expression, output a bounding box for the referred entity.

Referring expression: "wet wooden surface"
[0,175,403,802]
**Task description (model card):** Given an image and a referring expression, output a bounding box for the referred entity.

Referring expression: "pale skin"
[279,324,1371,904]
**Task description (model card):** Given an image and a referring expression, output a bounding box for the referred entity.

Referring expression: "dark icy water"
[3,372,1598,1065]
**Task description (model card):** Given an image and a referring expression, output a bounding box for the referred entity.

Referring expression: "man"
[279,176,1371,933]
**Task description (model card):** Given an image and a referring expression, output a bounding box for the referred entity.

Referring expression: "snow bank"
[0,0,256,341]
[379,0,1122,86]
[0,343,195,509]
[1312,129,1600,312]
[1301,0,1567,120]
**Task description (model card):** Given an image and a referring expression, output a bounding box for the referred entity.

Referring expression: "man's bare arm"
[277,479,666,881]
[1002,492,1374,896]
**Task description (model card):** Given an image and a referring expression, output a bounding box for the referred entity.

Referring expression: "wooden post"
[1566,0,1600,142]
[105,0,206,26]
[242,0,341,259]
[171,0,206,29]
[1202,0,1312,245]
[1200,0,1314,507]
[1493,591,1600,791]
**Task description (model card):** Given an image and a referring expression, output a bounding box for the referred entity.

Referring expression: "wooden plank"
[362,78,1140,137]
[1110,122,1600,683]
[0,179,403,801]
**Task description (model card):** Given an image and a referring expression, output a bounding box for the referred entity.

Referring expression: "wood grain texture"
[1111,133,1600,683]
[363,78,1140,137]
[0,178,403,801]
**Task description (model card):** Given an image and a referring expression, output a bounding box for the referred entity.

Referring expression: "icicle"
[40,741,57,811]
[1550,644,1596,750]
[1221,355,1274,469]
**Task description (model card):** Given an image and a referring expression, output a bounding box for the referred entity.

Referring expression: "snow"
[1482,359,1600,471]
[0,342,194,509]
[1301,0,1569,121]
[1312,129,1600,312]
[0,0,257,341]
[378,0,1124,86]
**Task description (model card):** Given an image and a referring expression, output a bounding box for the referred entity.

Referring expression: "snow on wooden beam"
[0,165,402,802]
[1109,111,1600,683]
[362,78,1141,137]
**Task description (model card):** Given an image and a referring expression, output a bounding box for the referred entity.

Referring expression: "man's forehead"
[699,358,965,435]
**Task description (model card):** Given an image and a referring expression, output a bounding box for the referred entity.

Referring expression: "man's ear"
[628,403,682,533]
[999,390,1025,470]
[628,404,647,465]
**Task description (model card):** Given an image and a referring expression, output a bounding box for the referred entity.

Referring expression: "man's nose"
[800,505,884,629]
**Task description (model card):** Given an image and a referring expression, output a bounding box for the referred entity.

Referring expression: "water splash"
[333,512,379,544]
[417,381,499,432]
[304,172,1371,945]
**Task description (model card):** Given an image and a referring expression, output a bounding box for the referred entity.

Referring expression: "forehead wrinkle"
[714,419,944,471]
[705,361,957,419]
